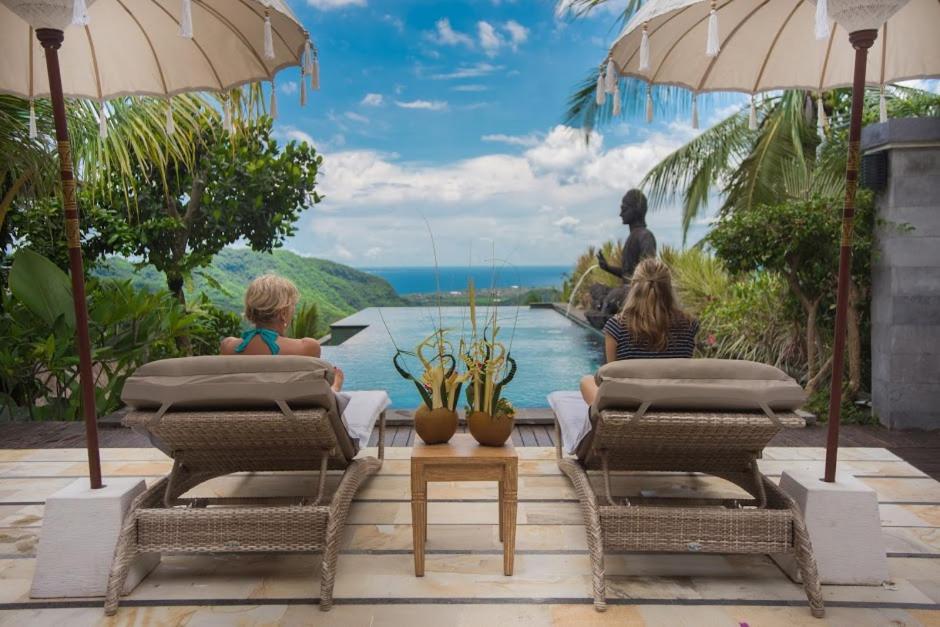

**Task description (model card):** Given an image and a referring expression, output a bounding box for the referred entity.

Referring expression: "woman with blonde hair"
[580,257,698,404]
[221,274,344,390]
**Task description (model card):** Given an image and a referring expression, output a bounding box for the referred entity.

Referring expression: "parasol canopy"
[0,0,313,101]
[607,0,938,95]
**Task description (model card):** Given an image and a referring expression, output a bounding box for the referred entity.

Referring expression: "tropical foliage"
[0,249,238,421]
[87,116,322,305]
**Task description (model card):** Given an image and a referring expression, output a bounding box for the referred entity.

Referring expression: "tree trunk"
[804,299,820,384]
[846,280,862,398]
[166,272,192,355]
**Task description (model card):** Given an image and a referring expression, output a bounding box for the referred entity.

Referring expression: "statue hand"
[596,251,608,270]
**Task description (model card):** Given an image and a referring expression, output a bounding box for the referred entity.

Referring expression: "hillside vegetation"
[96,247,408,331]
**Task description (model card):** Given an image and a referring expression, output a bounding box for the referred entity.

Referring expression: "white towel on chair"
[340,390,391,446]
[547,391,591,455]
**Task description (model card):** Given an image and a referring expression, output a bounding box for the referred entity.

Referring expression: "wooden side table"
[410,434,518,577]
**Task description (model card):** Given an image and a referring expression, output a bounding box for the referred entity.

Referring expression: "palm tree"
[0,84,274,232]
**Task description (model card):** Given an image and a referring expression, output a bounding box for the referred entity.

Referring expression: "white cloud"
[272,125,316,147]
[361,93,384,106]
[431,63,502,80]
[453,84,488,92]
[300,124,699,264]
[504,20,529,50]
[395,99,448,111]
[306,0,366,9]
[279,81,299,95]
[431,18,474,48]
[554,215,580,234]
[345,111,370,124]
[382,14,404,32]
[477,21,502,57]
[482,133,541,147]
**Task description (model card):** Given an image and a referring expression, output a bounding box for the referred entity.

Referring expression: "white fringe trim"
[639,25,650,72]
[29,101,38,139]
[749,97,758,131]
[264,13,275,60]
[270,79,278,119]
[815,0,830,40]
[72,0,89,26]
[180,0,193,38]
[706,6,720,57]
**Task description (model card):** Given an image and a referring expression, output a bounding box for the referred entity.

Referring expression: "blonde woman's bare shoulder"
[219,336,241,355]
[278,336,322,358]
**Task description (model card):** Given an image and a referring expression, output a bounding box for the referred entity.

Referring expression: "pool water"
[321,307,604,409]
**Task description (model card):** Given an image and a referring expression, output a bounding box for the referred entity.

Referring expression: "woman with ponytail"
[580,257,698,404]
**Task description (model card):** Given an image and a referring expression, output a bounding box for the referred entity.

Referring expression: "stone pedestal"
[863,118,940,430]
[31,477,159,598]
[772,470,888,586]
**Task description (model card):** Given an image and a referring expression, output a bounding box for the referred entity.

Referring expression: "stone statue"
[585,189,657,329]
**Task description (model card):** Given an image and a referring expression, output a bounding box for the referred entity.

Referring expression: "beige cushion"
[594,358,806,413]
[121,355,336,411]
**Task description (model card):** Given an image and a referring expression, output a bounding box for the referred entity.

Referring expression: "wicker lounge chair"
[550,359,825,618]
[104,356,388,615]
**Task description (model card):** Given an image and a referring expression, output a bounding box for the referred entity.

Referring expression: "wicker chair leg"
[319,457,381,611]
[559,459,607,612]
[792,510,825,618]
[104,480,165,616]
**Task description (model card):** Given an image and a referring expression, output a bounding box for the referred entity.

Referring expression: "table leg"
[502,464,518,576]
[411,467,426,577]
[498,480,504,543]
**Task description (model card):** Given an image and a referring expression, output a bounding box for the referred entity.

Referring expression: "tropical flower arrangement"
[390,277,518,446]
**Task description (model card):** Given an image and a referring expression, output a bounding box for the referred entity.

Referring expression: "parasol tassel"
[180,0,193,38]
[98,102,108,139]
[706,2,720,57]
[223,101,232,134]
[72,0,89,26]
[604,59,617,94]
[815,0,830,40]
[816,95,828,135]
[29,101,38,139]
[304,38,314,76]
[300,69,307,107]
[270,79,278,119]
[879,85,888,123]
[612,83,621,117]
[646,88,653,123]
[595,71,605,106]
[639,24,650,72]
[691,95,699,130]
[311,52,320,90]
[264,12,275,60]
[166,99,175,135]
[749,96,758,131]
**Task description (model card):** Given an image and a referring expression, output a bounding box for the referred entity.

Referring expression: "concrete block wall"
[863,118,940,430]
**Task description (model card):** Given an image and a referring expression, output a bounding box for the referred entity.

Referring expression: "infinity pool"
[321,307,604,409]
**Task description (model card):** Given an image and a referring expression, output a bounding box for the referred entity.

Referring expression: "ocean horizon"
[359,265,570,295]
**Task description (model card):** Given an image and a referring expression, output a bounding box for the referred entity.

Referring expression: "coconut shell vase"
[414,405,458,445]
[467,411,514,447]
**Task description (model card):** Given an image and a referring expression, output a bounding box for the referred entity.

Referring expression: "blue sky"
[272,0,723,267]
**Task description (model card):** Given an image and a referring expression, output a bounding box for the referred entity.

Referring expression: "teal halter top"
[234,328,281,355]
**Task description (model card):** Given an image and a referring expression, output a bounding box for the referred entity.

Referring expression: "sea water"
[359,266,569,295]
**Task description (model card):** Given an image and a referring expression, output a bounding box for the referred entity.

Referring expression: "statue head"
[619,189,648,227]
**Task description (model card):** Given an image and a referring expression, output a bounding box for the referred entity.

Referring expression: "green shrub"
[0,249,238,421]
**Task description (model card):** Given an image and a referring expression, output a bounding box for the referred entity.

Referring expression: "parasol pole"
[823,28,877,483]
[36,27,103,490]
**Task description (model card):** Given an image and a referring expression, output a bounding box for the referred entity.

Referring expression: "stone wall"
[863,118,940,431]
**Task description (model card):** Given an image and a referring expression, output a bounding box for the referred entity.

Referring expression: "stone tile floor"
[1,446,939,626]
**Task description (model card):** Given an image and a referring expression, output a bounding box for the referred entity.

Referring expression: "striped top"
[603,316,699,361]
